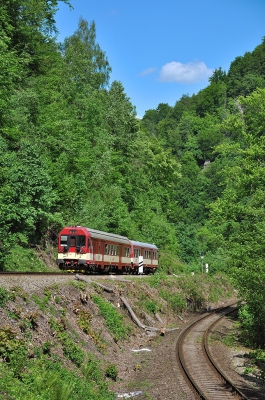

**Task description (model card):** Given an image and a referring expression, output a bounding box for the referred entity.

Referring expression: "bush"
[105,363,118,381]
[3,245,48,272]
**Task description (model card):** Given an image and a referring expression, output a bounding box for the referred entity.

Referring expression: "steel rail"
[0,271,67,276]
[176,304,250,400]
[204,307,248,399]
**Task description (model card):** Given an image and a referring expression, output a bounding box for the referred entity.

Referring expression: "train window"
[105,244,108,254]
[98,242,101,253]
[110,245,114,255]
[70,236,76,246]
[153,251,157,259]
[145,250,150,258]
[134,248,141,257]
[124,247,129,257]
[77,235,86,247]
[60,235,68,246]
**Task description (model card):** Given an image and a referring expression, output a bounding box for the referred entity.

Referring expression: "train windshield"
[60,235,86,247]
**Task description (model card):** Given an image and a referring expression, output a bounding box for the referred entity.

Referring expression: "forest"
[1,0,265,347]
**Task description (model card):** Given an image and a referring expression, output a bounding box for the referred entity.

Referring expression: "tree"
[208,88,265,347]
[61,18,111,92]
[208,67,227,84]
[0,140,56,267]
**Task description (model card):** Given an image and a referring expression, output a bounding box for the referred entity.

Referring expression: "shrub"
[0,287,10,307]
[105,363,118,381]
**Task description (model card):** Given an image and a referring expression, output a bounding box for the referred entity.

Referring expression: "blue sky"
[55,0,265,118]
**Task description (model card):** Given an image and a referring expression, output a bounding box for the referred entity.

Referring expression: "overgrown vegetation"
[92,294,131,341]
[0,0,265,351]
[0,273,233,397]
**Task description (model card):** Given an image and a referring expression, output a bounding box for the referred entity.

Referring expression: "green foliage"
[70,280,87,291]
[0,0,265,352]
[0,287,11,307]
[0,352,115,400]
[238,305,256,347]
[145,300,157,314]
[207,88,265,347]
[148,271,167,288]
[92,294,130,341]
[49,316,85,366]
[32,292,51,311]
[105,363,118,381]
[3,245,48,272]
[0,326,28,377]
[62,336,85,367]
[169,293,186,313]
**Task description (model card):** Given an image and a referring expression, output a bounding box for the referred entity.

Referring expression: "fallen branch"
[177,314,185,322]
[155,313,164,324]
[120,296,145,329]
[75,274,114,293]
[120,296,179,333]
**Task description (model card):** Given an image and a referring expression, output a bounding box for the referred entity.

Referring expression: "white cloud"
[159,60,213,84]
[140,67,157,76]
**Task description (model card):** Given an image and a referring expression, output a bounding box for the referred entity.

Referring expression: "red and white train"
[56,226,158,274]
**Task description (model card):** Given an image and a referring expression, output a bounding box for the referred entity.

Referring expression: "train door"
[94,240,103,267]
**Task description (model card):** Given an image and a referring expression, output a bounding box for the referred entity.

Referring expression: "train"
[56,226,158,274]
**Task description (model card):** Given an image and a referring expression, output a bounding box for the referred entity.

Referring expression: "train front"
[56,226,91,272]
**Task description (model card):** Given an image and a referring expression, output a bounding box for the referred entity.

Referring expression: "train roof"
[84,227,130,245]
[60,226,158,249]
[130,240,158,250]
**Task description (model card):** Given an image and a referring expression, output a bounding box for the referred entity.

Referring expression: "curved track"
[177,304,250,400]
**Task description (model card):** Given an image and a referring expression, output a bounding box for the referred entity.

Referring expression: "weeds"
[0,287,15,307]
[77,309,106,352]
[92,294,131,341]
[32,292,51,311]
[105,363,118,381]
[70,280,87,291]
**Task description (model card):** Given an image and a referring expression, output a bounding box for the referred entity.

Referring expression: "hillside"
[0,272,236,398]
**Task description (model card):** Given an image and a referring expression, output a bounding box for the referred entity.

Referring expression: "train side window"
[60,235,68,246]
[134,248,140,257]
[145,250,150,258]
[105,244,108,255]
[99,242,101,253]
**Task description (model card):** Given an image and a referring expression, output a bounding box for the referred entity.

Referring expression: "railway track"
[0,271,67,275]
[177,304,250,400]
[0,271,145,278]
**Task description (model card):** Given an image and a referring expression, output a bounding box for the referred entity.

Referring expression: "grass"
[92,294,131,341]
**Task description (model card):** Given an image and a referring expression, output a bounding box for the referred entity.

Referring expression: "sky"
[55,0,265,118]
